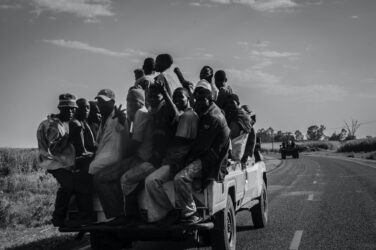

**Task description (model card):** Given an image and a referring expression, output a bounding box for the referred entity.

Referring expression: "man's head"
[126,88,145,121]
[88,101,101,124]
[155,54,173,73]
[75,98,90,121]
[199,66,214,83]
[173,87,189,111]
[148,84,164,109]
[241,104,256,125]
[143,57,155,75]
[194,84,212,116]
[134,68,144,81]
[214,70,227,88]
[57,93,78,122]
[95,89,115,118]
[223,94,240,113]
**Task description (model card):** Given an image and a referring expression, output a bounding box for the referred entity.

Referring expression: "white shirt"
[89,110,125,175]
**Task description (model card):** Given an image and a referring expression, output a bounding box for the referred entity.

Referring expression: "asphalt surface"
[74,155,376,250]
[236,155,376,250]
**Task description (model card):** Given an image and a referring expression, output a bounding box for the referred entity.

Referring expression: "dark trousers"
[49,160,93,221]
[93,166,125,219]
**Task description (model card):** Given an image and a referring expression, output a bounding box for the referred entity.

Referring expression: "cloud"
[206,0,298,12]
[189,2,213,7]
[30,0,114,21]
[43,39,147,57]
[251,50,300,59]
[237,41,249,47]
[254,40,270,48]
[0,4,22,9]
[176,48,215,61]
[226,68,347,102]
[199,0,323,12]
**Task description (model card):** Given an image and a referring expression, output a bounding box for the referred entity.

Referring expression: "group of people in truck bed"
[37,53,258,228]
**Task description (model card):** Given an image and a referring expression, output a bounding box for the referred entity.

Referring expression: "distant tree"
[306,124,326,141]
[329,132,340,141]
[339,128,348,141]
[294,130,304,141]
[344,119,360,140]
[274,130,284,142]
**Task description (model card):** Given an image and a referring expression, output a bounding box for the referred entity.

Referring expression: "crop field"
[337,137,376,153]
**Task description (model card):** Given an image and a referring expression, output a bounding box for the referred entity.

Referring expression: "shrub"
[298,141,340,152]
[337,138,376,153]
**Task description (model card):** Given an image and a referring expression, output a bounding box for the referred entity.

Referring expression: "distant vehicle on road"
[60,158,268,250]
[280,140,299,159]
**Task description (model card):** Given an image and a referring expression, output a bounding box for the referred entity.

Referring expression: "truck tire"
[296,151,299,159]
[251,182,268,228]
[211,194,236,250]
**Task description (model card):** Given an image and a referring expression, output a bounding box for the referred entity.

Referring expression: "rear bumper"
[59,221,214,241]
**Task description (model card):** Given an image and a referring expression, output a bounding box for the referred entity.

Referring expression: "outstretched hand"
[113,104,126,126]
[154,79,167,94]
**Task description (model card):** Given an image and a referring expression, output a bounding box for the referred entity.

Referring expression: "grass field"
[0,148,57,229]
[337,137,376,153]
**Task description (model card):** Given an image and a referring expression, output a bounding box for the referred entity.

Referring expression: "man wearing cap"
[37,93,78,227]
[174,83,230,223]
[89,89,128,221]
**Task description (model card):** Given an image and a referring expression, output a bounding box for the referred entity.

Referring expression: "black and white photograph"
[1,0,376,249]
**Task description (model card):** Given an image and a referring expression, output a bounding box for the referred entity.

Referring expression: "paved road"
[236,156,376,250]
[76,156,376,250]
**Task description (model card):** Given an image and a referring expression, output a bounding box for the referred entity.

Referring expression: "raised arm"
[174,67,195,107]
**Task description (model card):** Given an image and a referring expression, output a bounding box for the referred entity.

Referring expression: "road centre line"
[289,230,303,250]
[77,245,90,250]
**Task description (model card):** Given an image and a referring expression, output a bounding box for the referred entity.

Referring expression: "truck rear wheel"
[211,194,236,250]
[251,182,268,228]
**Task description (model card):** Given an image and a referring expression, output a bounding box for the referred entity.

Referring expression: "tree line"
[256,119,361,142]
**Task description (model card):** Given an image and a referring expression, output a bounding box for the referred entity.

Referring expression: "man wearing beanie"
[37,93,78,227]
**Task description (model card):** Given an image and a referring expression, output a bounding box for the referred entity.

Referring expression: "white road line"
[77,245,90,250]
[313,181,317,184]
[39,228,52,233]
[289,230,303,250]
[307,194,314,201]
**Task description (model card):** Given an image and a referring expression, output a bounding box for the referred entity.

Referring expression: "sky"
[0,0,375,147]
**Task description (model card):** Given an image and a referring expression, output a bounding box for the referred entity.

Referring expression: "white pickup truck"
[61,157,268,250]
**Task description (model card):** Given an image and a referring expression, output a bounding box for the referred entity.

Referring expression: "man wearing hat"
[37,93,78,227]
[89,89,128,222]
